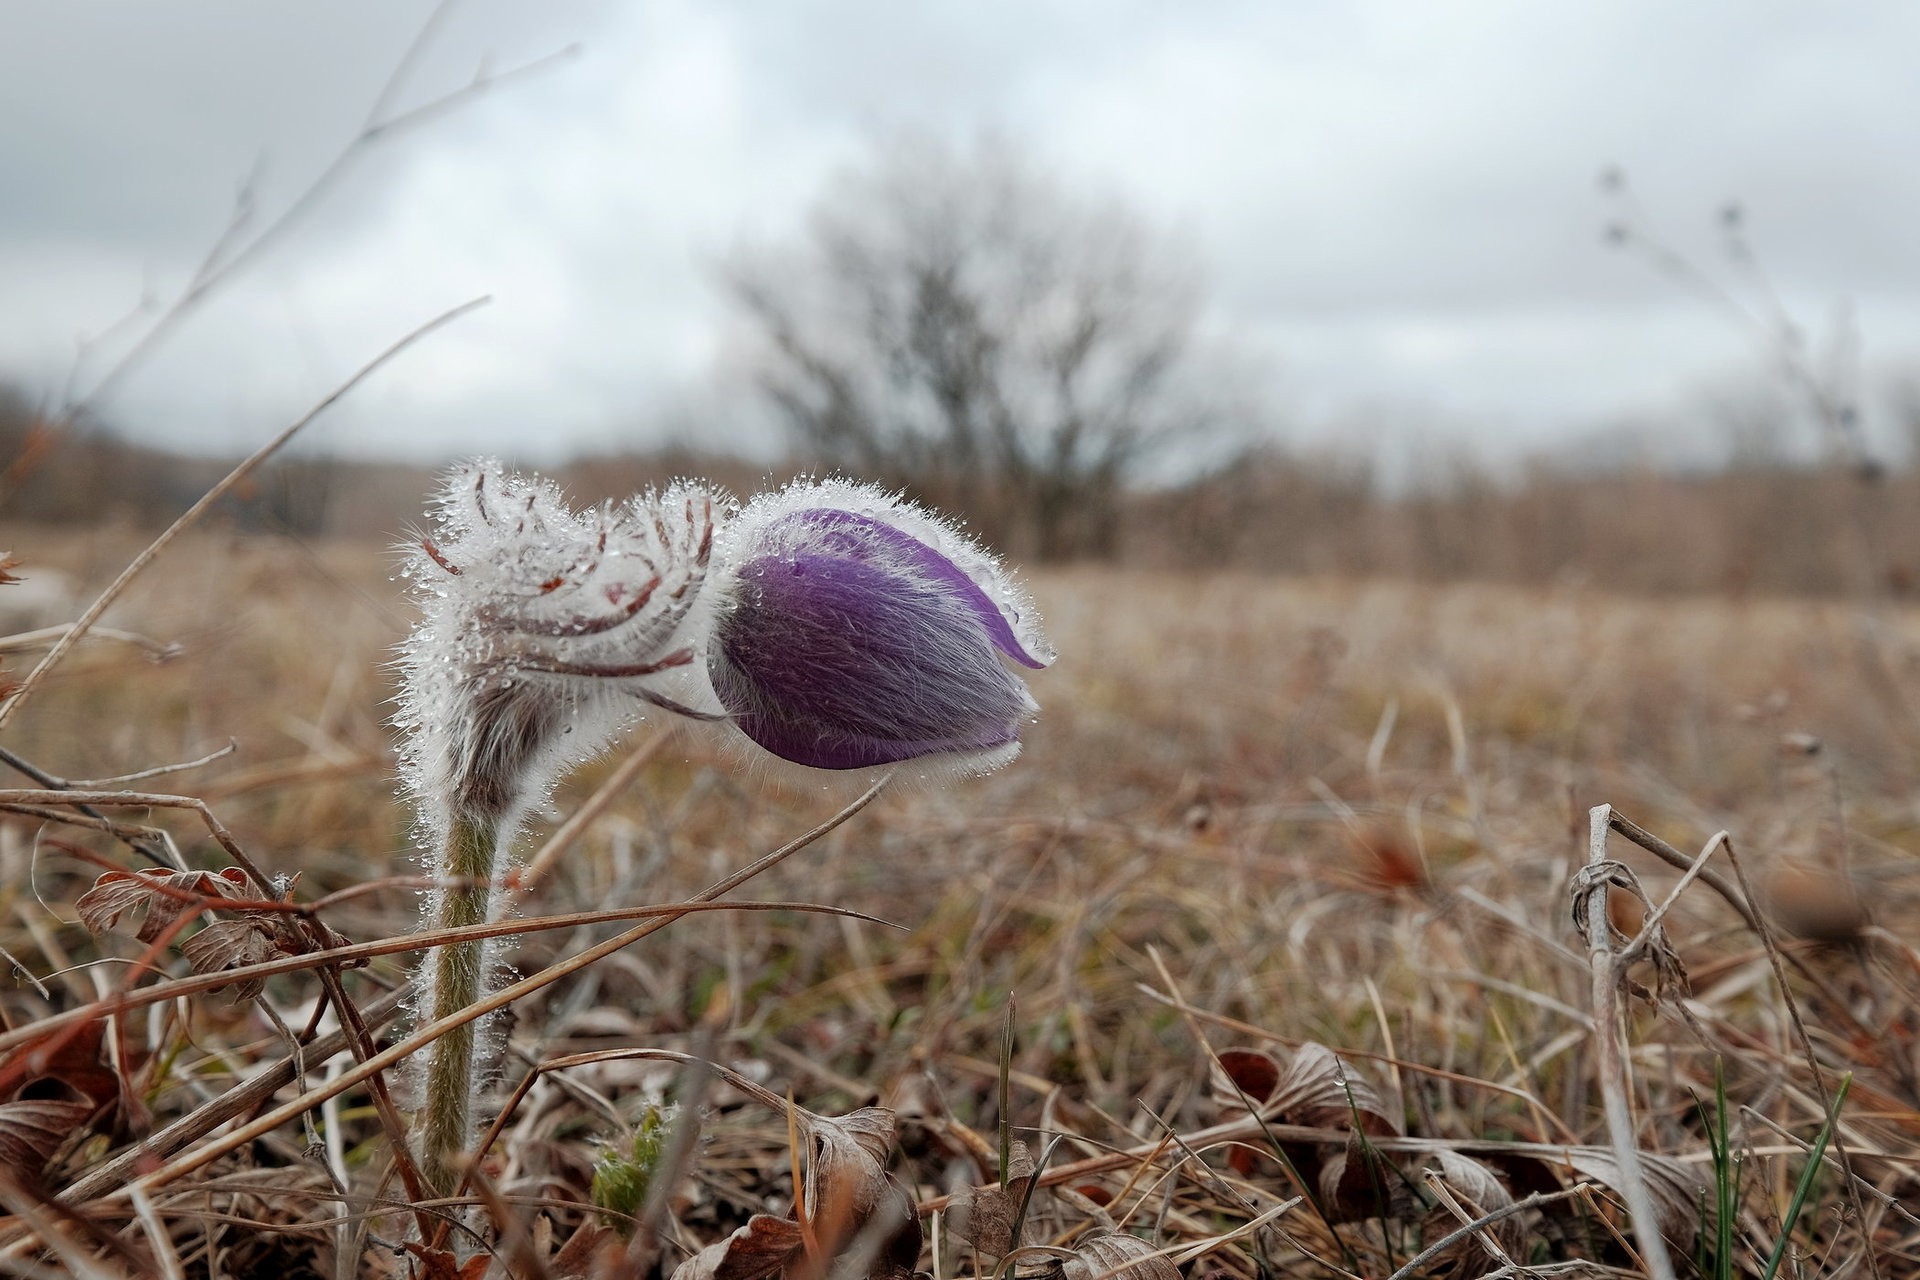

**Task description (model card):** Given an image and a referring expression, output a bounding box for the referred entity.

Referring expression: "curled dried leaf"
[1570,860,1690,1005]
[1563,1148,1707,1254]
[0,1097,92,1173]
[805,1107,920,1278]
[1208,1048,1283,1111]
[402,1243,493,1280]
[1317,1132,1413,1223]
[673,1107,918,1280]
[76,866,251,943]
[947,1138,1036,1257]
[1061,1231,1179,1280]
[815,1106,898,1170]
[17,1017,124,1115]
[547,1219,623,1279]
[180,918,288,1001]
[1420,1151,1525,1273]
[670,1214,806,1280]
[1272,1042,1400,1135]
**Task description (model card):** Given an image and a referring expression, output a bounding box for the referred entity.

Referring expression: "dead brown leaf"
[671,1214,807,1280]
[1562,1147,1707,1254]
[946,1138,1036,1258]
[1209,1048,1282,1109]
[15,1017,124,1116]
[550,1220,623,1278]
[1267,1042,1400,1135]
[1419,1150,1525,1273]
[0,1097,91,1172]
[76,866,251,943]
[402,1243,493,1280]
[1061,1231,1179,1280]
[179,918,286,1000]
[670,1106,919,1280]
[1316,1131,1412,1223]
[805,1107,920,1280]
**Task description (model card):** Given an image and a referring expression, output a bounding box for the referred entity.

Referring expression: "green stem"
[420,812,498,1197]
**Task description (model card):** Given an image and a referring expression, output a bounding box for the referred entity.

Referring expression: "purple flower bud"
[703,481,1053,774]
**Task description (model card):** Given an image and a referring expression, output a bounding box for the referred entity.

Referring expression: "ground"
[0,524,1914,1277]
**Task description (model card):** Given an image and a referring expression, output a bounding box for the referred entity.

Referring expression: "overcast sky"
[4,0,1919,469]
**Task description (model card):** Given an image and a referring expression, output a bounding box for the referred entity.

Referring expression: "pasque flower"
[397,459,721,1195]
[395,465,1051,1198]
[700,479,1054,774]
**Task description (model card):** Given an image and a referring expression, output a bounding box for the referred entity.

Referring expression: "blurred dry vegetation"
[0,495,1915,1274]
[13,382,1920,599]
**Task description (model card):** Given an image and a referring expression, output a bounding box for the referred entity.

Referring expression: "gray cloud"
[3,0,1918,467]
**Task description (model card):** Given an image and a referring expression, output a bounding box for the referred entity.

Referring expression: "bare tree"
[724,136,1213,559]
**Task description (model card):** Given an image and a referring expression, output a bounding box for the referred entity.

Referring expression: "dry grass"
[0,522,1915,1278]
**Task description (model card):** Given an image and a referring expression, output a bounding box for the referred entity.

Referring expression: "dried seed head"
[700,479,1053,776]
[396,459,726,834]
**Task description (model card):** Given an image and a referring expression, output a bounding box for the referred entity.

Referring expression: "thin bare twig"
[0,898,894,1061]
[2,0,572,508]
[0,750,180,869]
[1576,804,1677,1280]
[1603,809,1869,1036]
[0,623,180,660]
[1384,1185,1592,1280]
[62,741,239,789]
[0,297,489,736]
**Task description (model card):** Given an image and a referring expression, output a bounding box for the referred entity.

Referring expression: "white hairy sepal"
[395,457,728,839]
[393,459,728,1186]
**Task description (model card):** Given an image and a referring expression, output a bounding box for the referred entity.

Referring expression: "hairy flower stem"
[420,811,499,1197]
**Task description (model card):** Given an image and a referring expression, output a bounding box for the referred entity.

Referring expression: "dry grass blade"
[108,776,890,1201]
[1579,805,1681,1280]
[0,899,892,1059]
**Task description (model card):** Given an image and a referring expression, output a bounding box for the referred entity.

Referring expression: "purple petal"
[777,510,1048,669]
[709,536,1033,770]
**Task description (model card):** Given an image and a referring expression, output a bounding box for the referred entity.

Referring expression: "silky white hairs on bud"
[397,458,728,838]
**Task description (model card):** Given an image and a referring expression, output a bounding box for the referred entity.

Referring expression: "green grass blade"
[1761,1073,1852,1280]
